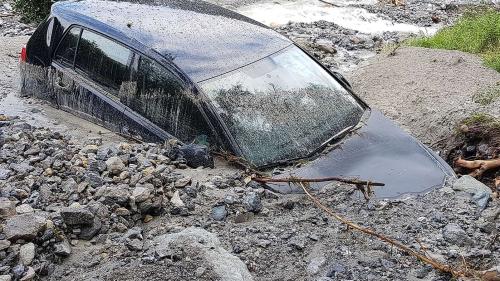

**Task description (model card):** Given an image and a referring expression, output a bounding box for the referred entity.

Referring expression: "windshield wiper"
[308,125,354,157]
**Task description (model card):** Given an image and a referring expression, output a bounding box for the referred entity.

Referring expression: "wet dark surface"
[52,0,292,82]
[268,110,456,198]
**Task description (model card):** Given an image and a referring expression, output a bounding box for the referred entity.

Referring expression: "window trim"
[53,26,82,68]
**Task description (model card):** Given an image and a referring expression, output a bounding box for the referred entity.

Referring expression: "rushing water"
[237,0,439,35]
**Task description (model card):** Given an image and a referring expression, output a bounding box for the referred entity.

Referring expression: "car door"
[51,27,132,134]
[118,55,215,144]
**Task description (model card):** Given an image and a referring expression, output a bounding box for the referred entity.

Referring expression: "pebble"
[19,243,35,265]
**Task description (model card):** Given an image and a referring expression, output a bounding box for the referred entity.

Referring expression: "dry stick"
[298,182,466,278]
[252,176,385,187]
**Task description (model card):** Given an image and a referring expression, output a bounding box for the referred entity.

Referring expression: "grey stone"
[19,243,35,265]
[0,275,11,281]
[0,240,11,251]
[307,256,326,275]
[60,206,94,226]
[79,217,102,240]
[0,168,11,180]
[211,205,228,221]
[452,175,492,209]
[19,266,35,281]
[105,156,125,175]
[0,197,16,219]
[54,240,71,256]
[126,239,143,251]
[4,214,46,241]
[132,185,152,203]
[102,185,130,206]
[442,223,471,246]
[154,227,252,281]
[15,204,33,214]
[243,192,262,213]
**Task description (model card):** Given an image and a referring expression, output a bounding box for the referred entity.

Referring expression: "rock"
[174,177,191,188]
[85,171,103,188]
[132,185,152,203]
[243,192,262,213]
[0,239,11,251]
[178,143,214,168]
[211,205,228,221]
[105,156,125,175]
[288,236,306,251]
[4,214,46,241]
[442,223,471,246]
[0,168,11,180]
[114,207,130,216]
[126,239,143,251]
[102,185,130,206]
[15,204,33,214]
[170,191,185,208]
[0,275,11,281]
[452,175,492,209]
[154,227,253,281]
[60,206,94,226]
[19,266,35,281]
[79,217,102,240]
[19,243,35,265]
[11,265,25,280]
[0,197,16,219]
[54,240,71,256]
[307,256,326,275]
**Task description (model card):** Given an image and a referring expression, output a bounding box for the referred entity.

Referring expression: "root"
[455,158,500,178]
[298,182,469,278]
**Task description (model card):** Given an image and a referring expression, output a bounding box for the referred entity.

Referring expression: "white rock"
[19,243,35,265]
[170,191,185,208]
[15,204,34,214]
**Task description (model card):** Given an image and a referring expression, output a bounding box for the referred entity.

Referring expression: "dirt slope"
[348,46,500,150]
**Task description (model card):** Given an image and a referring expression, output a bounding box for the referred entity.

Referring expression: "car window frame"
[51,24,225,148]
[52,25,82,68]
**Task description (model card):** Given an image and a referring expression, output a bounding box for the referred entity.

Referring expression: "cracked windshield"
[201,45,364,166]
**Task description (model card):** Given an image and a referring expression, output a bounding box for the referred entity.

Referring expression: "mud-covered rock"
[4,214,46,241]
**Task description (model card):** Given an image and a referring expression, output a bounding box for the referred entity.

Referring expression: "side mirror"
[332,72,352,90]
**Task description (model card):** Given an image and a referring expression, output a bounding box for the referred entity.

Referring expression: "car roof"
[52,0,292,82]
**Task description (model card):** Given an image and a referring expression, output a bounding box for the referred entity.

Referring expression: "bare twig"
[252,175,385,187]
[298,182,467,278]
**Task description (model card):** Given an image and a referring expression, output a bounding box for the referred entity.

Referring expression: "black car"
[20,0,455,197]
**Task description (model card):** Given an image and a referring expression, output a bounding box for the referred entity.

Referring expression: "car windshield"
[200,45,365,167]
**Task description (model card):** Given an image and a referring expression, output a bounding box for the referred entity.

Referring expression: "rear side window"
[119,56,212,143]
[54,27,80,65]
[75,30,133,91]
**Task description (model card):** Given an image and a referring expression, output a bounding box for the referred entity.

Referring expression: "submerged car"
[20,0,455,197]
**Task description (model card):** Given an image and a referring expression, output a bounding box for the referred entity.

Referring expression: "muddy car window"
[120,56,212,143]
[201,46,364,166]
[54,27,80,65]
[74,30,132,91]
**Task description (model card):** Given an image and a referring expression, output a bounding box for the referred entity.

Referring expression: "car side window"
[119,56,213,143]
[54,27,81,65]
[75,29,133,92]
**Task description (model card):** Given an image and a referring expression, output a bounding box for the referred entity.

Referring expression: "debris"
[456,158,500,178]
[452,175,492,209]
[243,192,262,213]
[178,143,214,168]
[0,197,16,219]
[298,182,467,278]
[442,223,471,246]
[170,191,185,208]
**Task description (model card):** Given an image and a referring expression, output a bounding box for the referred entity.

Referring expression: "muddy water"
[237,0,440,34]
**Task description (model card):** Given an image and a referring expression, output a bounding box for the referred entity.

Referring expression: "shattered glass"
[201,46,364,166]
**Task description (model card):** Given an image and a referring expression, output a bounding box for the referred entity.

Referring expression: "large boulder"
[154,227,253,281]
[4,214,47,241]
